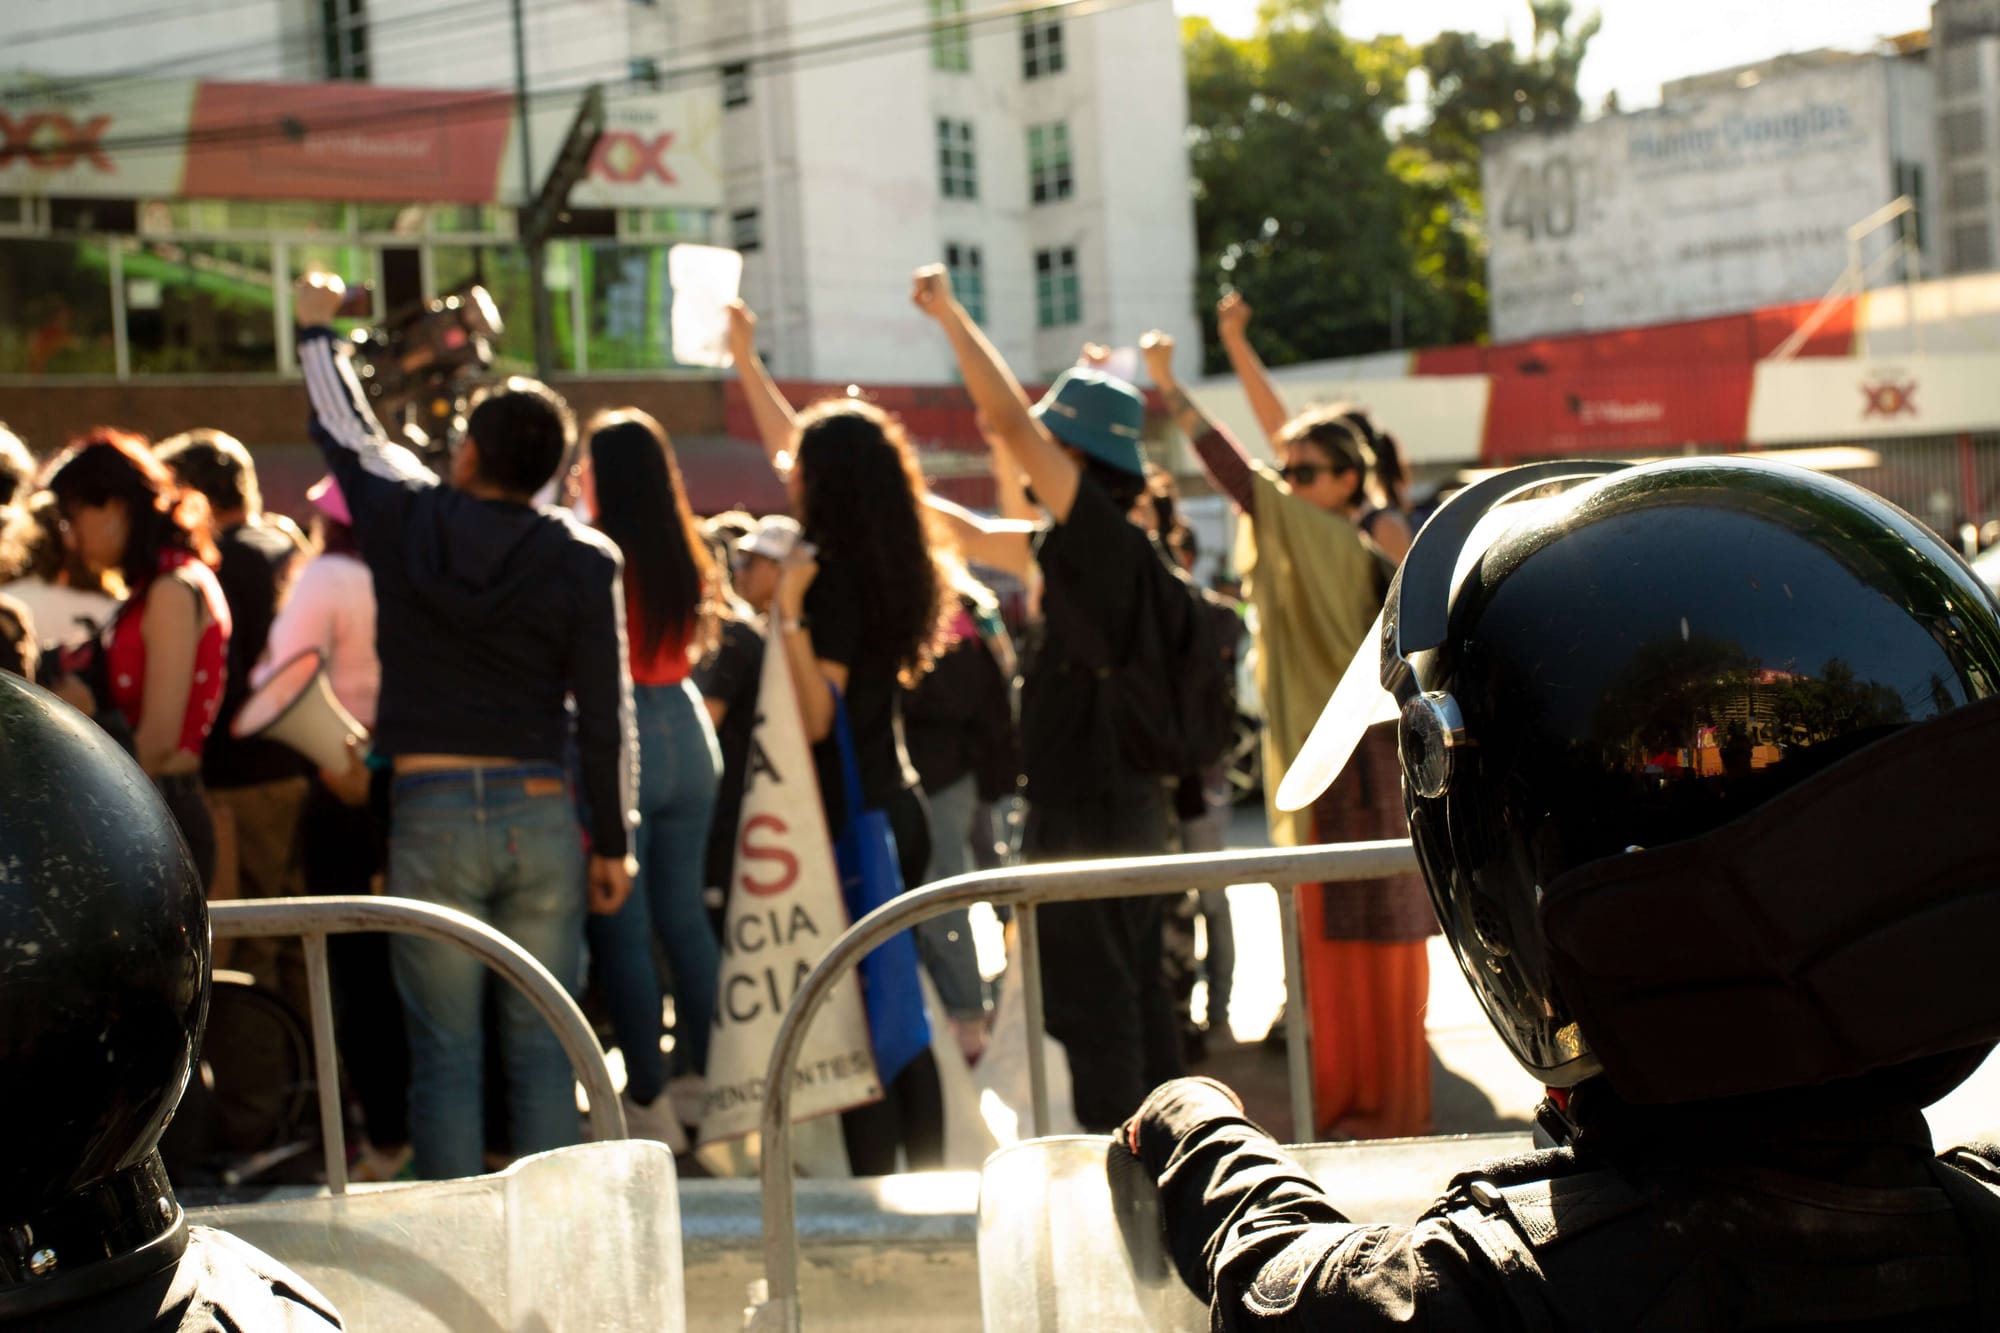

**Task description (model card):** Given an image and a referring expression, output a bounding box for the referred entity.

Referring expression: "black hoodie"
[298,327,636,857]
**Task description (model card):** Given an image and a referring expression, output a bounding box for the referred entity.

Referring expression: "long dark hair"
[585,409,714,662]
[793,399,950,685]
[44,428,214,591]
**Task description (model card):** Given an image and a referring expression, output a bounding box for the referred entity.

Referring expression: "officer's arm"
[1122,1078,1499,1329]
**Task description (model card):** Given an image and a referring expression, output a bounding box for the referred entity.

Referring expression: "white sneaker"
[620,1090,689,1154]
[666,1072,708,1129]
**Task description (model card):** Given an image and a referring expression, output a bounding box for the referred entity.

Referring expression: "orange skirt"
[1296,888,1433,1139]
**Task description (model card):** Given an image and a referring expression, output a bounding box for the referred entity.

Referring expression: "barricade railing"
[208,895,627,1193]
[748,839,1421,1332]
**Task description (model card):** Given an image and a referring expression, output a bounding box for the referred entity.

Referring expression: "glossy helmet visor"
[1280,458,2000,1104]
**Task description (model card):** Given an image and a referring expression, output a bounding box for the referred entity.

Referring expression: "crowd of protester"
[0,264,1426,1179]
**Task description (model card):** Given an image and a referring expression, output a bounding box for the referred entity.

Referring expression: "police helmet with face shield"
[0,671,209,1320]
[1280,457,2000,1106]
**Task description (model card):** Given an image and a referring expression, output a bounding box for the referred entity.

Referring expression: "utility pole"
[511,0,555,377]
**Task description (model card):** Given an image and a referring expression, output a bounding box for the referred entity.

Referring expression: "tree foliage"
[1184,1,1599,370]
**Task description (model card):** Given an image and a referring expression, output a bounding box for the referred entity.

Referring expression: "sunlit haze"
[1173,0,1937,112]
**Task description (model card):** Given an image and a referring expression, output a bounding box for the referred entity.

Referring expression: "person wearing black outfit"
[293,271,637,1181]
[1121,458,2000,1328]
[0,669,342,1330]
[155,430,312,1003]
[693,515,797,920]
[910,263,1185,1133]
[728,304,955,1174]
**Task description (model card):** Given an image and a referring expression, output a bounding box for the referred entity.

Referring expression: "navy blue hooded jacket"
[297,326,636,856]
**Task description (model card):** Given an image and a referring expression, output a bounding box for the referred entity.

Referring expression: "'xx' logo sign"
[1861,380,1918,419]
[591,131,677,185]
[0,114,114,171]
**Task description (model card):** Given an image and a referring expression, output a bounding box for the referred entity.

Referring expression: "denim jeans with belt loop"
[388,763,586,1180]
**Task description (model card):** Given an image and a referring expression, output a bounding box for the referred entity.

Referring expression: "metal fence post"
[301,931,348,1196]
[1017,902,1051,1139]
[1278,886,1316,1141]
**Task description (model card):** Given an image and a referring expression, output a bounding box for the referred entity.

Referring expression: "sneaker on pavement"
[665,1072,707,1130]
[621,1090,689,1153]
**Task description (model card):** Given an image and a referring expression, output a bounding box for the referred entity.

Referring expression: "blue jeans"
[585,681,721,1102]
[388,764,586,1180]
[917,772,989,1020]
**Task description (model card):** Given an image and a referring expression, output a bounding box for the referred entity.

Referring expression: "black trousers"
[840,784,947,1174]
[1025,785,1182,1132]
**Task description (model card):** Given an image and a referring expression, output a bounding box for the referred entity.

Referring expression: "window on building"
[1027,122,1074,204]
[1034,246,1079,327]
[1022,11,1065,79]
[1949,166,1987,213]
[1950,221,1994,272]
[722,62,751,107]
[937,118,977,199]
[731,208,762,251]
[931,0,970,71]
[122,239,279,375]
[1944,42,1985,99]
[1944,107,1987,158]
[0,239,118,374]
[630,57,662,88]
[321,0,370,82]
[944,243,985,325]
[1896,160,1929,254]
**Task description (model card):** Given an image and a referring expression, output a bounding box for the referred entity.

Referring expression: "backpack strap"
[1930,1144,2000,1322]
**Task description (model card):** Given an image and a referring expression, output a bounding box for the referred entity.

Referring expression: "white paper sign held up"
[669,243,744,368]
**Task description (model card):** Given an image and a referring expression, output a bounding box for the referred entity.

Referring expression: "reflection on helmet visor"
[1275,460,1628,812]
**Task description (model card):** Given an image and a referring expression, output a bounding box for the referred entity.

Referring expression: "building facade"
[1933,0,2000,273]
[1482,49,1937,341]
[1,0,1201,389]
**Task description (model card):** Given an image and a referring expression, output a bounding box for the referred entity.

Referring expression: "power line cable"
[56,0,1155,158]
[8,0,277,49]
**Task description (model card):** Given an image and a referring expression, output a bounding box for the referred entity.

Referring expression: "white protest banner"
[668,243,743,368]
[699,633,880,1147]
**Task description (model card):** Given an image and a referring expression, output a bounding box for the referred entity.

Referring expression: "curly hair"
[44,428,216,590]
[792,399,951,685]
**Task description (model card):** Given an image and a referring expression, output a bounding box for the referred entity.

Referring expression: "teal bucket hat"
[1033,367,1147,477]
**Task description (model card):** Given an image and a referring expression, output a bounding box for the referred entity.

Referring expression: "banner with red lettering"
[698,634,879,1146]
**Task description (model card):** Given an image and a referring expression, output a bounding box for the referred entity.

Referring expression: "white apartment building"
[677,0,1201,383]
[1933,0,2000,273]
[1,0,1200,385]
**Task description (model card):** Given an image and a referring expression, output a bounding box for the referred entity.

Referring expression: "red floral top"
[107,549,232,759]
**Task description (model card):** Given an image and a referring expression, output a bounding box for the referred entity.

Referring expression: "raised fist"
[1139,330,1177,387]
[911,264,954,319]
[1217,291,1251,340]
[293,271,348,328]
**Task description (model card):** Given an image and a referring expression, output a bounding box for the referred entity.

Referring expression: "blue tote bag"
[830,691,932,1087]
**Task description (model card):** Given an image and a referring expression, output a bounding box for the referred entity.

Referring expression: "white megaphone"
[232,649,369,773]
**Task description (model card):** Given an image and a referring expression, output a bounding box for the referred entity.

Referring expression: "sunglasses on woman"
[1278,461,1351,486]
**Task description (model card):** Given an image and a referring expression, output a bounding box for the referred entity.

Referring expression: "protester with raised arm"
[913,263,1185,1133]
[1214,292,1412,561]
[729,300,956,1173]
[292,270,637,1181]
[1145,315,1437,1141]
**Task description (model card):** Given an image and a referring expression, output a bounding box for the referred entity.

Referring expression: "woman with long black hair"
[44,429,229,887]
[729,303,956,1173]
[575,409,722,1148]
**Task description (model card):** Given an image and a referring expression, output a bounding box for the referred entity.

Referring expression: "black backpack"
[1104,544,1235,779]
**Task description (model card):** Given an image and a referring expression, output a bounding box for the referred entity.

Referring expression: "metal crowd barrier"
[748,839,1422,1332]
[208,894,627,1193]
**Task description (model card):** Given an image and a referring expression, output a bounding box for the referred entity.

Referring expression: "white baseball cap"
[736,514,802,562]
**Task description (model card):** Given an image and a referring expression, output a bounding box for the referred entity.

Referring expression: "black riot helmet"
[0,672,209,1321]
[1280,457,2000,1106]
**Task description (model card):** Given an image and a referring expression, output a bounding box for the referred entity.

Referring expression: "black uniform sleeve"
[1122,1078,1507,1330]
[569,541,638,859]
[295,326,436,545]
